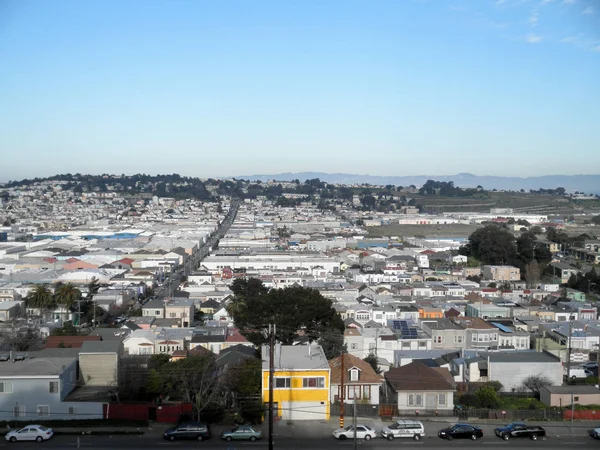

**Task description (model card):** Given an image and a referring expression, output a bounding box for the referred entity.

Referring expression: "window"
[402,341,411,349]
[408,394,423,406]
[13,405,25,417]
[49,381,59,394]
[274,377,291,388]
[349,369,360,381]
[362,385,371,399]
[348,385,361,399]
[434,336,443,344]
[155,310,161,316]
[0,381,13,394]
[351,343,357,350]
[169,313,177,318]
[438,394,446,406]
[37,405,50,416]
[472,334,477,342]
[419,341,427,348]
[574,396,580,401]
[302,377,325,388]
[454,336,463,344]
[68,407,76,415]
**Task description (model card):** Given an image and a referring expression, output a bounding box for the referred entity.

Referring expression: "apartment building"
[482,265,520,281]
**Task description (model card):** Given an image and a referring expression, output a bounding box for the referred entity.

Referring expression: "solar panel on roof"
[491,322,513,334]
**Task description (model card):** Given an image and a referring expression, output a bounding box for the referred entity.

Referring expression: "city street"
[154,198,239,300]
[0,434,596,449]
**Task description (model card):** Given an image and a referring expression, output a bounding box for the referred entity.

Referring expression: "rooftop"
[0,356,76,377]
[262,344,328,371]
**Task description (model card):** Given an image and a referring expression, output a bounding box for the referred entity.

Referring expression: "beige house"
[541,385,600,407]
[482,265,520,281]
[164,298,195,327]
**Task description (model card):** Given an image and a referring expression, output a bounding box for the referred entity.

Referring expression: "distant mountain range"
[237,172,600,194]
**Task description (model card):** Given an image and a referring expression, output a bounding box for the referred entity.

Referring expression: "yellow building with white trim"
[262,344,330,421]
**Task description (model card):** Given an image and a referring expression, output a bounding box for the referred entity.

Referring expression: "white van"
[568,368,594,379]
[380,419,425,441]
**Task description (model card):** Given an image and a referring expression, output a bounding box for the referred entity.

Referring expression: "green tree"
[227,279,345,357]
[26,284,56,319]
[475,385,500,409]
[145,355,223,422]
[363,354,382,374]
[224,358,263,423]
[54,283,81,310]
[461,225,518,266]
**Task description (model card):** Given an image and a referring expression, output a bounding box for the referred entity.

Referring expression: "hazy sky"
[1,0,599,181]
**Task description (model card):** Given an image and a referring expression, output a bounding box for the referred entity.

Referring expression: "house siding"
[396,390,454,412]
[0,360,103,421]
[79,354,118,386]
[489,361,562,392]
[262,369,330,420]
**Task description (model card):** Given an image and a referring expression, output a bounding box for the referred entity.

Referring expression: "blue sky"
[0,0,599,181]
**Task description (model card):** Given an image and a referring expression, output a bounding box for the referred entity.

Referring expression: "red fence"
[103,402,193,422]
[563,409,600,420]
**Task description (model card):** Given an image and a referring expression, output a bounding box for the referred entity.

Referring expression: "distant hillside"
[238,172,600,194]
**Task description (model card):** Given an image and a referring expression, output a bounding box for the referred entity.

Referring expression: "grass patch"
[499,397,546,410]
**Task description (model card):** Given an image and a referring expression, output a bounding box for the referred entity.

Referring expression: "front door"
[426,394,436,410]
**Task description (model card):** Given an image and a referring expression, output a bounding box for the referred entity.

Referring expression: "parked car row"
[332,420,548,442]
[162,422,262,442]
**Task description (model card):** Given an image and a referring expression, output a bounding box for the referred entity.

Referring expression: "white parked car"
[332,425,377,440]
[5,425,54,442]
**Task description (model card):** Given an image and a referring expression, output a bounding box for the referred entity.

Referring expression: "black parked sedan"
[438,424,483,441]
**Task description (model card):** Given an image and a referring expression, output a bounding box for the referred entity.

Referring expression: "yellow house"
[262,344,330,421]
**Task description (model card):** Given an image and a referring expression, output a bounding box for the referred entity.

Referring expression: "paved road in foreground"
[1,435,596,449]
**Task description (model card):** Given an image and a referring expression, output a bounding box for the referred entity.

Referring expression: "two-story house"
[420,318,466,350]
[164,298,195,327]
[122,329,157,355]
[262,344,330,420]
[141,299,165,319]
[0,353,103,421]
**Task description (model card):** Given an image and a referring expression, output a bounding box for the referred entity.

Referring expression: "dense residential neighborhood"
[0,175,600,432]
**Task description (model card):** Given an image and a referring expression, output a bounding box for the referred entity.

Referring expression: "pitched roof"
[117,258,135,265]
[384,361,455,392]
[329,353,382,385]
[45,335,102,349]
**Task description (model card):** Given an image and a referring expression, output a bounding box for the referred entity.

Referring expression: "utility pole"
[268,324,276,450]
[340,348,345,429]
[567,318,573,380]
[353,394,357,450]
[571,392,574,426]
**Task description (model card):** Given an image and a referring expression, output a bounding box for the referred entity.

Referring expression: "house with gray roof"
[486,350,562,392]
[0,352,103,421]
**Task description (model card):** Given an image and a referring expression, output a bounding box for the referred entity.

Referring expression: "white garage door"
[281,402,327,421]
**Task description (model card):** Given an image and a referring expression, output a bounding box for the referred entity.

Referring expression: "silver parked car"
[380,419,425,441]
[5,425,54,443]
